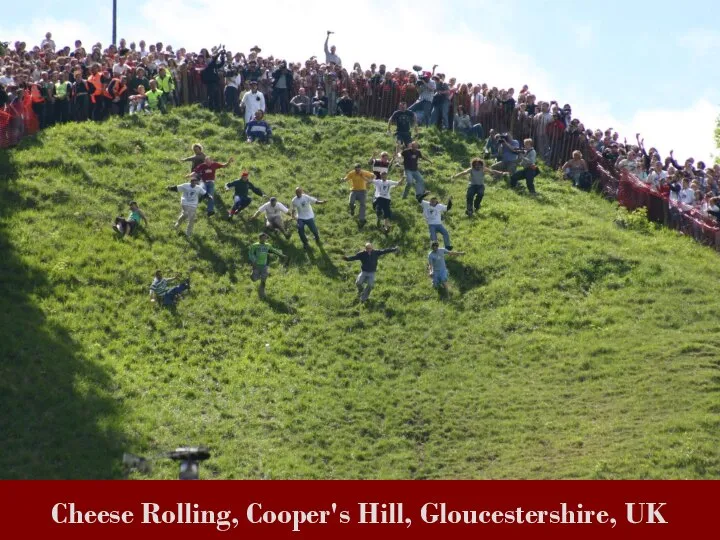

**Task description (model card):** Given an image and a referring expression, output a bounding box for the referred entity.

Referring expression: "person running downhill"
[251,197,292,238]
[400,142,432,201]
[225,171,265,219]
[450,158,486,216]
[371,171,404,233]
[180,143,206,172]
[168,173,206,237]
[369,150,395,179]
[149,270,191,306]
[342,163,375,227]
[248,232,287,298]
[342,243,399,303]
[191,155,234,216]
[291,187,327,249]
[387,101,418,147]
[427,241,465,294]
[420,195,453,250]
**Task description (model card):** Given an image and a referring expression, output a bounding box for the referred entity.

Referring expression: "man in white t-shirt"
[113,56,130,77]
[420,195,453,250]
[646,162,667,188]
[167,174,207,237]
[251,197,291,238]
[290,187,327,248]
[371,172,403,232]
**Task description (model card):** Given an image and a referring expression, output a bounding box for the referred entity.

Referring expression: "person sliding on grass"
[342,242,399,303]
[450,158,485,217]
[251,197,292,238]
[113,200,148,237]
[249,232,286,299]
[149,270,191,306]
[225,171,264,219]
[427,241,464,294]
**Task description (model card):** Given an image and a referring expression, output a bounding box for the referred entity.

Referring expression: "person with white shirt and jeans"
[420,195,453,250]
[251,197,292,239]
[291,187,327,249]
[167,174,207,237]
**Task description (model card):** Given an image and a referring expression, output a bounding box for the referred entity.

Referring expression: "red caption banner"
[0,481,716,539]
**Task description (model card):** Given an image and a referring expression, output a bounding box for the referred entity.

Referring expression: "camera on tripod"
[123,446,211,480]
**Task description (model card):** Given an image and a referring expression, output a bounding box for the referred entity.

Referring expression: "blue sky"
[3,0,718,161]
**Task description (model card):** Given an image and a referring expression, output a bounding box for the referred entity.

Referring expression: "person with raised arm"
[450,158,485,217]
[427,241,465,293]
[341,243,399,303]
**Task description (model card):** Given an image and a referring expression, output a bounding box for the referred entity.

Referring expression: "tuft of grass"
[0,107,718,479]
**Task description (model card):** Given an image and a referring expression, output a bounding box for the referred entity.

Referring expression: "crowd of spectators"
[2,31,718,235]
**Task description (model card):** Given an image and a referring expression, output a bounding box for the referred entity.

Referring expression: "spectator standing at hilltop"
[342,243,399,303]
[241,80,266,123]
[324,31,341,66]
[430,74,450,130]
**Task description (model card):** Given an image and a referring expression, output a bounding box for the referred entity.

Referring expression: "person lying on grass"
[113,201,148,237]
[149,270,191,306]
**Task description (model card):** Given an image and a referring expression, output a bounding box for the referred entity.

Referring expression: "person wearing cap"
[191,156,234,217]
[291,187,327,249]
[342,163,375,227]
[341,243,399,303]
[245,109,272,143]
[225,171,265,219]
[420,195,453,250]
[242,58,263,85]
[248,232,286,299]
[167,173,206,237]
[371,171,404,232]
[427,241,465,293]
[251,197,292,238]
[241,80,266,124]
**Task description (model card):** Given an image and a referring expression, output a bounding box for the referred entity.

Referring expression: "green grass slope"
[0,108,718,479]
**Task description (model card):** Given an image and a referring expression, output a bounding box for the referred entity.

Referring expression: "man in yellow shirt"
[342,163,375,227]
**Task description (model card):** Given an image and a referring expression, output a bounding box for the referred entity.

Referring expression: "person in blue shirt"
[427,241,464,293]
[245,110,273,143]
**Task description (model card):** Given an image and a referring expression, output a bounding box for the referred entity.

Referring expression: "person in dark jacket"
[341,243,399,303]
[225,171,265,218]
[202,49,225,111]
[271,62,293,114]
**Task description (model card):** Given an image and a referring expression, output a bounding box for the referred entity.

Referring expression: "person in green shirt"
[113,201,148,237]
[248,232,287,298]
[145,80,165,113]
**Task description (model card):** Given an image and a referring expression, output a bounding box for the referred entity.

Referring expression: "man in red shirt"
[191,156,235,216]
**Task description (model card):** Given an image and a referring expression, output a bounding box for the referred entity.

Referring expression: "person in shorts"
[248,232,286,298]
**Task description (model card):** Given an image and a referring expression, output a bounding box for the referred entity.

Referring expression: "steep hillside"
[1,108,718,479]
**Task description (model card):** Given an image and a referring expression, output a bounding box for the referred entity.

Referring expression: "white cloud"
[4,0,718,162]
[677,28,720,57]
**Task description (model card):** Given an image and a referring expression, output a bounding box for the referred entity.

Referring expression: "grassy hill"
[1,108,718,479]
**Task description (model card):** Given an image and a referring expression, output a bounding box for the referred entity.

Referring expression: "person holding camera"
[201,46,226,111]
[271,61,293,114]
[489,133,521,178]
[241,80,266,123]
[509,138,539,195]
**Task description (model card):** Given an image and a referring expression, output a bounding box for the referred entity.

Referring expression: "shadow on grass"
[191,234,244,284]
[306,243,341,280]
[0,149,132,478]
[446,259,489,295]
